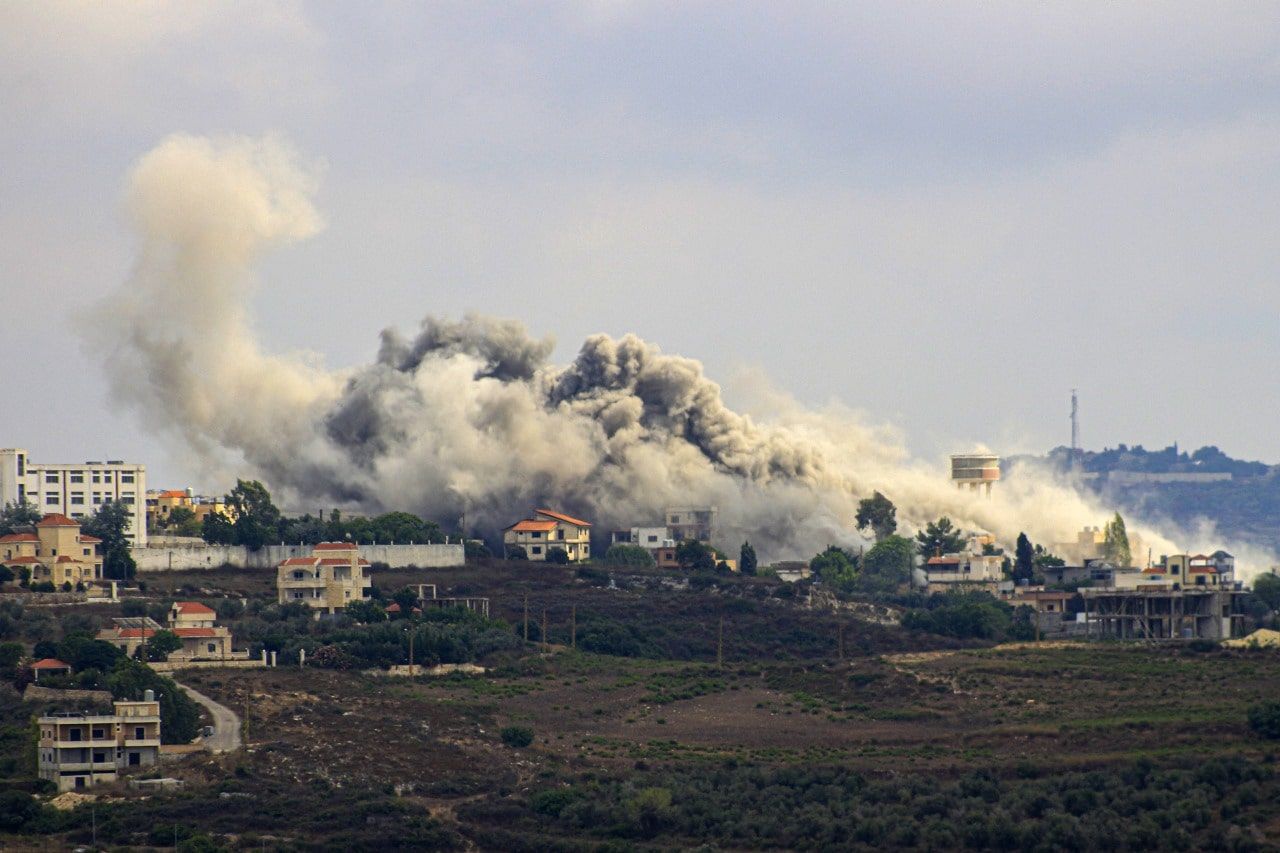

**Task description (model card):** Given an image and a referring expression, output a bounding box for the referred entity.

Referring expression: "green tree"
[915,517,965,558]
[739,541,758,576]
[107,658,201,744]
[225,480,281,551]
[201,511,235,545]
[82,500,137,580]
[1253,573,1280,611]
[0,790,38,831]
[546,546,570,565]
[391,587,420,617]
[604,544,655,567]
[369,511,443,544]
[1103,512,1132,566]
[855,491,898,541]
[809,546,858,586]
[1013,533,1035,583]
[72,639,123,672]
[858,535,915,594]
[345,599,386,623]
[0,500,41,536]
[165,506,203,537]
[1248,702,1280,739]
[141,629,183,661]
[676,540,716,571]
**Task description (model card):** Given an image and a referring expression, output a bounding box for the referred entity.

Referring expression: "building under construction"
[1081,588,1247,641]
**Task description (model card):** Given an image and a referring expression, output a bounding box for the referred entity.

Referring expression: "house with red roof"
[31,658,72,681]
[503,509,592,562]
[96,601,244,661]
[0,513,103,588]
[276,542,373,613]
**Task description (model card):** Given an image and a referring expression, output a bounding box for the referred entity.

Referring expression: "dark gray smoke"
[92,133,1244,568]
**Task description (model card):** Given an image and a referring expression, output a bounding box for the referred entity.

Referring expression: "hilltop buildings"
[277,542,373,612]
[97,601,242,661]
[38,693,161,791]
[145,489,233,532]
[0,449,147,545]
[503,509,592,562]
[0,513,103,588]
[916,535,1004,593]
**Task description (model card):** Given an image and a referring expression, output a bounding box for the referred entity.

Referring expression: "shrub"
[1248,702,1280,739]
[0,790,38,831]
[603,544,655,568]
[546,547,570,565]
[506,545,528,560]
[501,726,534,748]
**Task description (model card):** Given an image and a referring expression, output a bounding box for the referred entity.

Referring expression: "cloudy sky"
[3,2,1280,488]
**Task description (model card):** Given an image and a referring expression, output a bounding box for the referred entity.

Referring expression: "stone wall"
[134,543,464,572]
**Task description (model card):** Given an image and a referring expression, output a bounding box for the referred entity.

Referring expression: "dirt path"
[175,680,243,753]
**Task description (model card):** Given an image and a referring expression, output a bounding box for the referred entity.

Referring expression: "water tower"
[950,453,1000,496]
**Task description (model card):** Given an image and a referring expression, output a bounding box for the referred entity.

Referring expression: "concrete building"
[1081,588,1247,640]
[37,692,161,791]
[145,489,233,532]
[665,507,716,545]
[277,542,373,613]
[950,454,1000,496]
[503,509,592,562]
[97,602,243,661]
[1053,526,1149,568]
[0,449,146,545]
[916,535,1004,593]
[0,513,103,588]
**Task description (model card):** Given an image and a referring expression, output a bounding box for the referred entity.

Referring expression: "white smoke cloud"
[85,133,1272,576]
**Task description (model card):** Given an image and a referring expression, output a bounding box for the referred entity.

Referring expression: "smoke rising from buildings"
[85,134,1267,573]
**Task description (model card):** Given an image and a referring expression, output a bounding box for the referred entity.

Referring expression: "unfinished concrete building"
[1081,588,1247,640]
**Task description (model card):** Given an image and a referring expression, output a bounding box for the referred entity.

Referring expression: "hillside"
[1011,444,1280,552]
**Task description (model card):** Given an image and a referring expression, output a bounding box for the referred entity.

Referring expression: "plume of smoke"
[85,134,1273,576]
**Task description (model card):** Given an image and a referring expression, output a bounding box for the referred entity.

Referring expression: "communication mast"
[1070,389,1080,470]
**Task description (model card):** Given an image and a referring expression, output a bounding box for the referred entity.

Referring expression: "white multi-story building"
[0,449,147,545]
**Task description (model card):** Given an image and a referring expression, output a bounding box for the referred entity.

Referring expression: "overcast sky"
[4,2,1280,489]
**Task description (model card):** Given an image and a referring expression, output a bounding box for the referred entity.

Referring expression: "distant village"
[1,443,1275,793]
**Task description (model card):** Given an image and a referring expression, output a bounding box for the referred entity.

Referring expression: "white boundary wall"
[134,543,463,572]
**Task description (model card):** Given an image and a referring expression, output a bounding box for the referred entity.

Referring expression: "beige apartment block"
[277,542,373,613]
[503,509,592,562]
[0,449,146,545]
[97,601,244,661]
[37,693,161,792]
[0,513,103,588]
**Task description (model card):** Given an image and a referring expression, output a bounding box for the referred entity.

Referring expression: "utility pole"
[523,594,529,643]
[1070,389,1080,471]
[571,604,577,651]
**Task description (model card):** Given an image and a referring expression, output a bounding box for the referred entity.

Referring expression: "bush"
[506,545,528,560]
[501,726,534,748]
[1248,702,1280,739]
[0,790,38,831]
[546,547,570,565]
[603,544,655,568]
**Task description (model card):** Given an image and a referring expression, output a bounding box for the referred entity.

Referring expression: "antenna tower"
[1070,389,1080,469]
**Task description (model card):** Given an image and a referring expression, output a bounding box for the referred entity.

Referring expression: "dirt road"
[175,680,242,753]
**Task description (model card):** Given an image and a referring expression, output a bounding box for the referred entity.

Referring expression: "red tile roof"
[158,490,190,499]
[116,628,158,639]
[32,658,71,670]
[319,557,354,566]
[3,556,41,565]
[0,533,37,543]
[280,557,319,567]
[926,557,961,565]
[313,542,359,551]
[173,601,216,615]
[78,535,101,544]
[1189,567,1218,574]
[36,513,79,527]
[535,509,592,528]
[509,519,557,533]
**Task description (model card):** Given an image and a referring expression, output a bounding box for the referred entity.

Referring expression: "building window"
[532,546,542,555]
[531,531,542,539]
[134,727,144,740]
[70,472,84,483]
[121,474,134,484]
[92,474,100,484]
[70,493,84,505]
[120,494,134,505]
[45,473,59,484]
[207,643,217,653]
[45,495,58,505]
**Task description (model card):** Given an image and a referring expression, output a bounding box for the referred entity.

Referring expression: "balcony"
[123,738,161,748]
